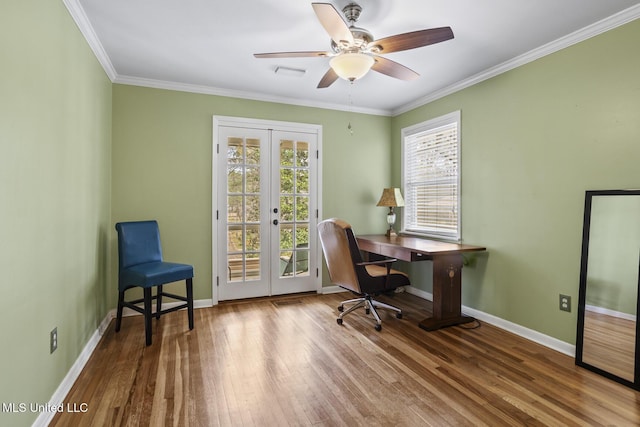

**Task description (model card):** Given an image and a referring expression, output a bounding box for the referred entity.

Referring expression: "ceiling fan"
[254,2,454,88]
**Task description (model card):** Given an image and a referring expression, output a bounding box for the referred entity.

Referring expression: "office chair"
[115,220,194,345]
[317,218,409,331]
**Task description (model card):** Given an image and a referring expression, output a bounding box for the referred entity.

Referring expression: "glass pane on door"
[227,137,262,282]
[278,139,310,278]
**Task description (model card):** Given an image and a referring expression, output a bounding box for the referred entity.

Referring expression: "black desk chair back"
[317,218,409,331]
[115,220,194,345]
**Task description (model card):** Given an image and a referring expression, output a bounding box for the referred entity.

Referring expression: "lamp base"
[385,228,398,238]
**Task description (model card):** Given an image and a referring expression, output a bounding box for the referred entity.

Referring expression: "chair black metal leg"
[115,291,125,332]
[143,287,153,346]
[156,285,163,320]
[186,278,194,330]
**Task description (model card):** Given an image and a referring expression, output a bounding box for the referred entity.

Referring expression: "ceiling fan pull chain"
[348,83,354,135]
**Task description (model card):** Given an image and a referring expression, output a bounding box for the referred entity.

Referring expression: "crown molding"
[114,75,391,116]
[64,0,639,118]
[392,4,640,116]
[63,0,117,81]
[64,0,389,115]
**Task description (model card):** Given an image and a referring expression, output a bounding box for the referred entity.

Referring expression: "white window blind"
[402,111,460,241]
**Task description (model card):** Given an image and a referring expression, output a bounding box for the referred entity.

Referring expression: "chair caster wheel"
[338,305,344,312]
[375,324,382,331]
[337,318,343,325]
[396,313,403,319]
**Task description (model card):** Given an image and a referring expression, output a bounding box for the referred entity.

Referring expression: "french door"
[213,117,321,301]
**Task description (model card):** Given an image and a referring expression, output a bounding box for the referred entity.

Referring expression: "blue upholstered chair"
[115,220,194,346]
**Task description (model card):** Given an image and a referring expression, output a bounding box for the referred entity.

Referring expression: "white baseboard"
[322,285,574,356]
[320,285,344,294]
[35,299,212,427]
[405,286,575,357]
[32,314,112,427]
[586,304,636,322]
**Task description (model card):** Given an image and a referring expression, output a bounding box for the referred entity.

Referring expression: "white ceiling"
[72,0,640,115]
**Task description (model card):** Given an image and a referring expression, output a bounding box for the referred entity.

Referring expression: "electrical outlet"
[50,327,58,354]
[559,294,571,312]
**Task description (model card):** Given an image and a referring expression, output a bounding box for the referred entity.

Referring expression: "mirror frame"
[576,189,640,390]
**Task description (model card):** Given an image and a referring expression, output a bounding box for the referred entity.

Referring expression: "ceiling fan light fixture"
[330,53,374,82]
[254,3,453,88]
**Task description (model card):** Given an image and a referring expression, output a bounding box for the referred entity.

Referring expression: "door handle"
[273,219,279,225]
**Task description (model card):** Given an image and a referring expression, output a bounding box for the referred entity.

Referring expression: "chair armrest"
[356,258,398,289]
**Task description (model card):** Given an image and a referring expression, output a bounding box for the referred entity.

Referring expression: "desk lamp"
[376,188,404,237]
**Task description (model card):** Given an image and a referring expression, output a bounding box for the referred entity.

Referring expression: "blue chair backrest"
[115,220,163,270]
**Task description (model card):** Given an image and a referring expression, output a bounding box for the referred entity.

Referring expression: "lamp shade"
[376,188,405,207]
[330,53,375,81]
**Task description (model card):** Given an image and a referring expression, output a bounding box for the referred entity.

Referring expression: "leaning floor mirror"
[576,189,640,389]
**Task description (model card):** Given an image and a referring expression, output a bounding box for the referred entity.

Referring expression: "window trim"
[400,110,461,242]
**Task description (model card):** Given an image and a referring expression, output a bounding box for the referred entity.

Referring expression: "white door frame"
[212,116,323,305]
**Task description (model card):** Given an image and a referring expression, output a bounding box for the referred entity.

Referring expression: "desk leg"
[419,254,475,331]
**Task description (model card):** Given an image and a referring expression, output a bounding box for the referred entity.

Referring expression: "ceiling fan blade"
[371,27,454,54]
[371,56,419,81]
[254,51,330,59]
[317,68,339,88]
[312,3,354,46]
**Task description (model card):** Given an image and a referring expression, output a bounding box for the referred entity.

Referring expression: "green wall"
[111,86,392,304]
[392,19,640,343]
[0,1,112,426]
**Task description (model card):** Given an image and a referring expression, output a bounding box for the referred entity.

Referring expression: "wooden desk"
[356,235,486,331]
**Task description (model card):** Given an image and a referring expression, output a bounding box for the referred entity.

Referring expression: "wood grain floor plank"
[51,292,640,426]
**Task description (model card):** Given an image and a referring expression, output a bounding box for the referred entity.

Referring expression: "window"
[401,111,460,241]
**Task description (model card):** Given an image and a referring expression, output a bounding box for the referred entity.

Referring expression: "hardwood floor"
[582,310,636,382]
[51,292,640,426]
